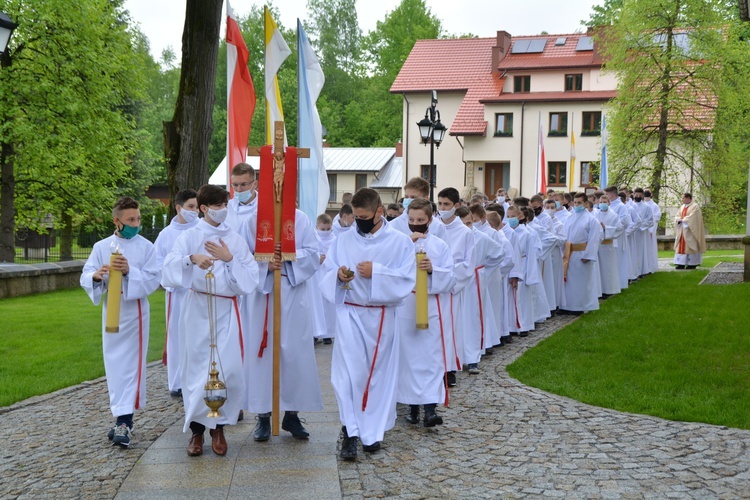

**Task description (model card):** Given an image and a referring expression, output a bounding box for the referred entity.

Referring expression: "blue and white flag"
[297,20,328,221]
[600,114,608,189]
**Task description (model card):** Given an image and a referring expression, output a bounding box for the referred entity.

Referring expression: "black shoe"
[238,410,244,421]
[503,335,513,344]
[362,441,381,453]
[169,389,182,398]
[484,347,494,355]
[281,412,310,439]
[446,371,457,387]
[323,338,332,345]
[405,405,420,424]
[686,265,697,270]
[107,425,117,441]
[509,331,519,336]
[468,363,480,374]
[423,412,443,428]
[339,426,358,460]
[253,416,271,442]
[519,331,529,337]
[675,264,686,270]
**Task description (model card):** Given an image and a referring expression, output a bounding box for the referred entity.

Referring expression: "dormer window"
[514,75,531,93]
[565,74,583,92]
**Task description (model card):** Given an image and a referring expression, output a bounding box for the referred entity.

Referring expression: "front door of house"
[484,162,508,196]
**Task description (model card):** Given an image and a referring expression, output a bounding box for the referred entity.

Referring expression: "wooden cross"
[248,121,309,436]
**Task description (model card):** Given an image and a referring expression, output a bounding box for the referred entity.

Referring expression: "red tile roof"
[498,33,601,71]
[481,90,617,104]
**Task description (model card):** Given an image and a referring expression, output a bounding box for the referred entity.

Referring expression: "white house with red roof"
[391,30,616,198]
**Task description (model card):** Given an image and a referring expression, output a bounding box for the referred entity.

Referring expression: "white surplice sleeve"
[81,241,108,306]
[162,231,196,291]
[283,212,320,287]
[427,238,455,295]
[122,239,161,301]
[370,233,416,306]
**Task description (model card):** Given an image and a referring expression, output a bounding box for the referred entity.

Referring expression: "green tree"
[598,0,749,213]
[0,0,148,261]
[583,0,624,27]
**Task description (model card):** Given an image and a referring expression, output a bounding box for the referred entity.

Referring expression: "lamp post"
[416,90,446,202]
[0,12,18,58]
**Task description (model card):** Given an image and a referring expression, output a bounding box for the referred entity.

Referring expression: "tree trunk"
[651,23,675,205]
[165,0,223,219]
[0,141,15,263]
[60,212,73,261]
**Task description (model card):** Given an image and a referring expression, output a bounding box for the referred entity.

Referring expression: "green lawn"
[507,271,750,429]
[0,288,166,407]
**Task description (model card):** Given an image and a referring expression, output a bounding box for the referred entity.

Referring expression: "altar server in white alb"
[644,189,661,274]
[242,208,323,442]
[310,213,337,341]
[224,163,258,238]
[153,189,200,398]
[505,205,540,335]
[321,188,415,461]
[595,195,623,296]
[562,193,603,314]
[396,199,455,428]
[390,177,447,242]
[162,184,259,458]
[436,187,475,387]
[81,196,161,448]
[604,186,631,290]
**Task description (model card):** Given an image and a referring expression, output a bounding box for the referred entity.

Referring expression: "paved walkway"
[2,270,750,498]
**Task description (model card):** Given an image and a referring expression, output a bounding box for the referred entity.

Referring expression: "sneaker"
[468,363,480,374]
[107,425,117,441]
[112,424,132,447]
[446,371,457,387]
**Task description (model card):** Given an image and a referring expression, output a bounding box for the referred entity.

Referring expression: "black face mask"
[533,206,542,216]
[634,197,643,203]
[408,223,429,234]
[355,214,380,234]
[385,215,396,221]
[563,203,569,209]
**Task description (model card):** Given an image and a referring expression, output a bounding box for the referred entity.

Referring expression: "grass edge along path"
[507,270,750,430]
[0,288,166,407]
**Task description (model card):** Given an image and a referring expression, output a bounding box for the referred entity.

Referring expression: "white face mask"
[207,207,228,224]
[316,229,332,238]
[180,209,199,224]
[496,196,505,204]
[439,207,456,220]
[544,208,556,218]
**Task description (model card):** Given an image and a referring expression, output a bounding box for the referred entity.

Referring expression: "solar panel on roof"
[527,39,547,53]
[576,36,594,51]
[511,39,531,53]
[556,37,567,46]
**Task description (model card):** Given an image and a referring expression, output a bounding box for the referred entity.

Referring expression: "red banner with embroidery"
[255,145,298,261]
[281,147,297,261]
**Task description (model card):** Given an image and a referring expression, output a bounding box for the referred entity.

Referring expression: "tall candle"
[105,244,122,333]
[416,249,428,330]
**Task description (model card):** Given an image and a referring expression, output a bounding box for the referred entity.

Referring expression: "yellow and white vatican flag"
[264,6,291,144]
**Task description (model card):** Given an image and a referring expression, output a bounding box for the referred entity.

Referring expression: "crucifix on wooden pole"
[248,121,309,436]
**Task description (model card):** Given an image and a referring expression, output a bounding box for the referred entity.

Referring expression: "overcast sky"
[123,0,601,60]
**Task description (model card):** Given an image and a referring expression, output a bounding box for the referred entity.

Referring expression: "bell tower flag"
[264,6,291,144]
[226,0,256,195]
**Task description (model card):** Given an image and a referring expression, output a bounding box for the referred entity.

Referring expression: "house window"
[580,161,600,186]
[328,174,337,202]
[581,111,602,136]
[549,112,568,136]
[548,161,567,187]
[355,174,368,191]
[494,113,513,137]
[514,75,531,93]
[420,165,435,184]
[564,73,583,92]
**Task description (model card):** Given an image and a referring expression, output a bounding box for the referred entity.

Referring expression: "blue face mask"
[402,198,413,210]
[507,217,519,229]
[119,223,141,239]
[555,201,561,209]
[235,190,253,203]
[599,203,609,212]
[573,205,585,213]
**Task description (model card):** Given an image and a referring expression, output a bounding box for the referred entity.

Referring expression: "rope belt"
[601,239,613,245]
[190,289,244,361]
[570,242,587,252]
[344,302,386,412]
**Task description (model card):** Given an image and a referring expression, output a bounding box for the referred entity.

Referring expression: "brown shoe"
[209,427,227,456]
[187,433,203,456]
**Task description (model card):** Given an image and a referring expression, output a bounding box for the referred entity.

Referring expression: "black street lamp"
[416,90,446,201]
[0,12,18,57]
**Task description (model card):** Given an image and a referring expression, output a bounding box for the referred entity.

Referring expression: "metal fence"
[13,227,165,264]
